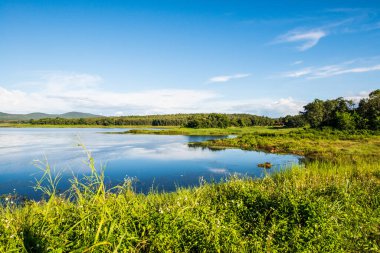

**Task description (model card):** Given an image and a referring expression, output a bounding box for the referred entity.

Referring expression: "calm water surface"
[0,128,302,199]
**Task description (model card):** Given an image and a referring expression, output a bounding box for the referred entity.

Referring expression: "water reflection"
[0,128,302,199]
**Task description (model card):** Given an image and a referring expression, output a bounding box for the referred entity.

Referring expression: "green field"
[1,127,380,252]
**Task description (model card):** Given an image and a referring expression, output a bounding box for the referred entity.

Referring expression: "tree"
[207,113,229,128]
[302,99,325,128]
[282,115,307,128]
[335,111,356,130]
[358,89,380,130]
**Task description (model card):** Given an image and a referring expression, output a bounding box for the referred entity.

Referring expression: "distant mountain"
[0,111,103,121]
[59,112,104,119]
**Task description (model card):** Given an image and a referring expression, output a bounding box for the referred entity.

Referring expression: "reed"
[1,154,379,252]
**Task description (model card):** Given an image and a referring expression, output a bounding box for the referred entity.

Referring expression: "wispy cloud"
[283,61,380,79]
[208,73,251,83]
[284,68,312,78]
[362,21,380,32]
[274,29,327,51]
[272,7,380,51]
[292,60,303,65]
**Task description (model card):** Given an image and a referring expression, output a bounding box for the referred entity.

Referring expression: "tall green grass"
[1,153,379,252]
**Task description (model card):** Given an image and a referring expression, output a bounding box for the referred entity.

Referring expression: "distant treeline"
[282,89,380,130]
[26,113,280,127]
[12,89,380,130]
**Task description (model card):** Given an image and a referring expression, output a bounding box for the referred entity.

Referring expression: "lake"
[0,128,302,199]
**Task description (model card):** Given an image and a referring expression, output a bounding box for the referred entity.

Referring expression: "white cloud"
[344,91,370,103]
[216,97,304,116]
[208,73,251,83]
[208,167,228,174]
[334,65,380,75]
[275,29,327,51]
[123,144,216,161]
[283,68,312,78]
[1,71,305,117]
[40,71,103,92]
[0,87,219,115]
[283,62,380,79]
[292,60,303,65]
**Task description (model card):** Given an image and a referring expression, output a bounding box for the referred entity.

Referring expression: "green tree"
[358,89,380,130]
[302,99,325,128]
[335,111,356,130]
[282,115,307,128]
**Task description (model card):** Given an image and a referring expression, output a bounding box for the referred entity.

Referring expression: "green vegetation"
[1,90,379,251]
[184,113,276,128]
[1,151,379,252]
[3,89,378,131]
[122,126,295,136]
[1,127,379,252]
[287,89,380,130]
[190,128,380,160]
[112,125,301,136]
[3,113,279,127]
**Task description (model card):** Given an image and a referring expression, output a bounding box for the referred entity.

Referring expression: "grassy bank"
[118,126,298,136]
[189,128,380,160]
[1,156,379,252]
[121,126,380,160]
[1,127,380,252]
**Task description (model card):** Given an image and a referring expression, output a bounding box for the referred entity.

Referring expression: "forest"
[10,89,378,131]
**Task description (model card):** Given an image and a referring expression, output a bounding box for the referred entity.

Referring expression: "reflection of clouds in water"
[0,129,218,174]
[108,143,216,161]
[208,167,228,174]
[0,129,303,198]
[31,143,216,174]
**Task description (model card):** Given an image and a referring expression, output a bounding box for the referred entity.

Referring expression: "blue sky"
[1,0,379,116]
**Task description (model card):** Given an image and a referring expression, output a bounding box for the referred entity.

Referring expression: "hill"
[0,111,103,121]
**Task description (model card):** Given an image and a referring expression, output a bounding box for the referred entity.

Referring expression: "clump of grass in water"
[0,150,379,252]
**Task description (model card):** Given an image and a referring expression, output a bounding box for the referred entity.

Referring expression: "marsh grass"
[1,129,380,252]
[117,126,299,136]
[191,128,380,160]
[0,153,379,252]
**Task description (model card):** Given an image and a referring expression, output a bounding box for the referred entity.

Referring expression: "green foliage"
[1,154,379,252]
[358,89,380,130]
[185,113,278,128]
[192,128,380,160]
[186,113,230,128]
[335,111,356,130]
[281,115,307,128]
[21,113,278,128]
[302,89,380,130]
[303,99,325,128]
